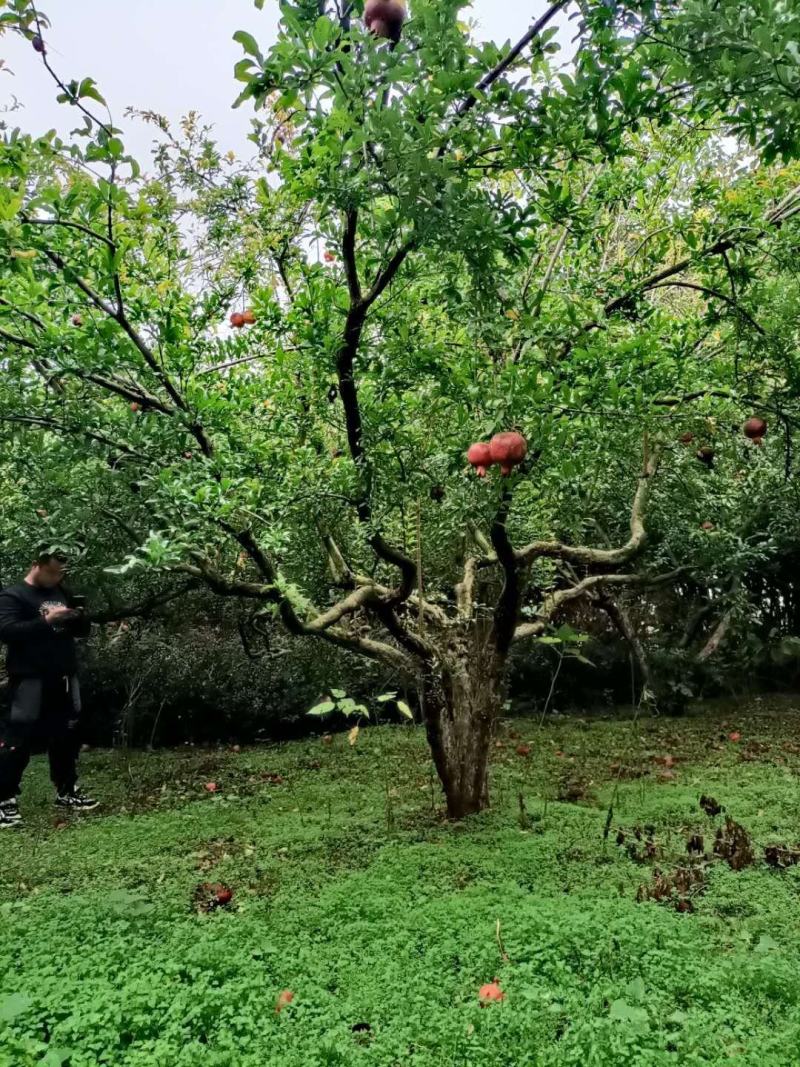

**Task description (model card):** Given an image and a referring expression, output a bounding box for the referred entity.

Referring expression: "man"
[0,550,97,828]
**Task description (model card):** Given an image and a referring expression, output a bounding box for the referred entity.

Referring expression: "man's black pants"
[0,675,82,800]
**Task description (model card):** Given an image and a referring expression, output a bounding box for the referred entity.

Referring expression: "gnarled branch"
[516,445,663,568]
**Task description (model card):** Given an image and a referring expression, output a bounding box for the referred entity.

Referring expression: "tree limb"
[490,487,520,654]
[90,581,198,623]
[513,567,686,643]
[515,445,663,567]
[646,281,765,335]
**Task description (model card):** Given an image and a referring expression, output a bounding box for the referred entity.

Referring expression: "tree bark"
[421,643,504,819]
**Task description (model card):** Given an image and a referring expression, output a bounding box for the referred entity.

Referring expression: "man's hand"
[43,606,77,625]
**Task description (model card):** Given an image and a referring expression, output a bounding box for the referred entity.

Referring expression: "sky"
[1,1,571,162]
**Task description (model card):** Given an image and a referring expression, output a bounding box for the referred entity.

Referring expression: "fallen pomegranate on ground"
[478,981,505,1005]
[275,989,295,1014]
[365,0,407,41]
[679,431,694,445]
[204,781,219,793]
[193,882,234,912]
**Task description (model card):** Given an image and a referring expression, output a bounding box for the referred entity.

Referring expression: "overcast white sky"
[1,2,570,161]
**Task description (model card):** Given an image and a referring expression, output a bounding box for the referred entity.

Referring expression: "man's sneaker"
[0,798,22,828]
[55,788,99,812]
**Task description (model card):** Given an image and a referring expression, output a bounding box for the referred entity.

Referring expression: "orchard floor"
[3,698,800,1066]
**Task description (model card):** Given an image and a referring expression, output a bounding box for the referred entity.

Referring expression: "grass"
[3,696,800,1065]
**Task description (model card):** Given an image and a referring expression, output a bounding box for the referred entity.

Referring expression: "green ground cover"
[2,698,800,1066]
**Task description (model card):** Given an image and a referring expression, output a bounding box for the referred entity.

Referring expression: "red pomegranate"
[242,308,256,325]
[324,251,336,263]
[229,312,245,329]
[489,432,528,476]
[743,417,767,441]
[478,981,505,1005]
[214,885,233,906]
[516,744,531,758]
[365,0,407,41]
[467,442,494,478]
[275,989,295,1014]
[696,446,714,467]
[679,431,694,445]
[71,313,84,327]
[700,521,714,532]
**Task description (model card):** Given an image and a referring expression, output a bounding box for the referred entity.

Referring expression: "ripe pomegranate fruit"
[130,402,141,413]
[365,0,407,41]
[489,432,528,476]
[696,446,714,467]
[744,417,767,440]
[242,308,256,325]
[729,731,742,743]
[516,744,531,758]
[32,34,45,54]
[700,521,714,532]
[324,251,336,263]
[467,442,494,478]
[214,885,233,906]
[679,431,694,445]
[229,311,245,329]
[275,989,295,1014]
[204,782,218,793]
[478,981,505,1006]
[71,313,83,327]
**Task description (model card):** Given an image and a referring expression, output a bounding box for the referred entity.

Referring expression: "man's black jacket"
[0,583,90,678]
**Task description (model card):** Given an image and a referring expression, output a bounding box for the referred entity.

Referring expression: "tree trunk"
[421,647,504,819]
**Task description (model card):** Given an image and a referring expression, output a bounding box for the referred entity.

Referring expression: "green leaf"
[307,701,336,717]
[233,29,262,61]
[0,992,32,1021]
[396,700,414,720]
[311,15,334,51]
[754,933,780,954]
[77,77,106,105]
[609,999,649,1029]
[330,688,346,699]
[106,889,155,916]
[626,976,646,1003]
[41,1050,75,1067]
[376,692,398,703]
